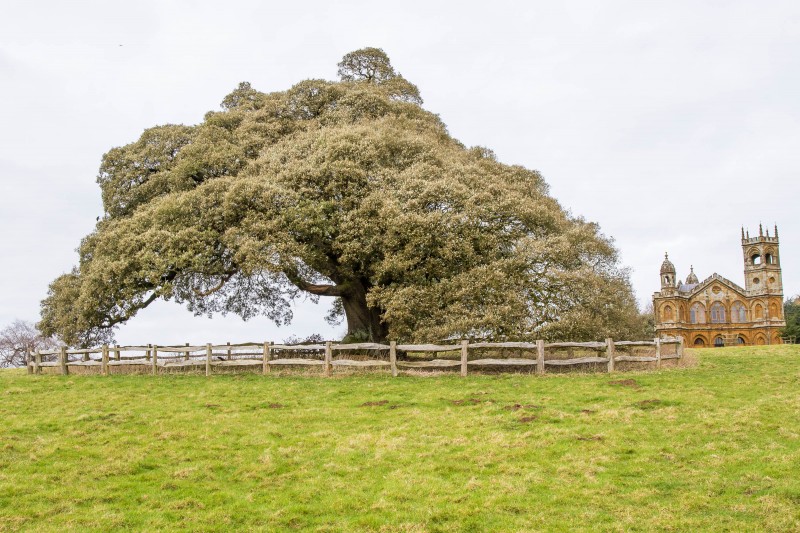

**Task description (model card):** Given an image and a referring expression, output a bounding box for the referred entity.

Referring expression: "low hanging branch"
[191,270,237,297]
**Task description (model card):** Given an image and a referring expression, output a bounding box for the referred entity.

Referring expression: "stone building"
[653,225,785,347]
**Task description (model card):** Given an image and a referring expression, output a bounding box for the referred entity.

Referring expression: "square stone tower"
[742,224,782,296]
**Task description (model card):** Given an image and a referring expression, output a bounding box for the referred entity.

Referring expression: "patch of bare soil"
[609,379,641,389]
[633,399,664,409]
[360,400,389,407]
[505,404,542,411]
[580,409,596,414]
[450,398,482,406]
[518,416,538,423]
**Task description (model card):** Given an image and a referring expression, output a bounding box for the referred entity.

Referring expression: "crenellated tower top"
[742,224,779,245]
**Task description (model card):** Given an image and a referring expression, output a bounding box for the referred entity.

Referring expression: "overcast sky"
[1,0,798,345]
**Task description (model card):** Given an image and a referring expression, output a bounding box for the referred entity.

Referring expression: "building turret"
[660,253,676,289]
[686,266,699,285]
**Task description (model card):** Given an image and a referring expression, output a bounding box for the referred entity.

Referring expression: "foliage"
[782,296,800,340]
[640,300,657,338]
[534,272,654,341]
[2,346,800,530]
[281,333,325,345]
[337,47,422,104]
[0,320,58,368]
[40,47,644,346]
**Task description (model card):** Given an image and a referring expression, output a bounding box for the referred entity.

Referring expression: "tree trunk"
[340,280,388,342]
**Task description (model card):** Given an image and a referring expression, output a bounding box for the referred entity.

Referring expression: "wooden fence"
[27,337,684,377]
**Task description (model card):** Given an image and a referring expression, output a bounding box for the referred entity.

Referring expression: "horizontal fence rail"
[28,337,684,377]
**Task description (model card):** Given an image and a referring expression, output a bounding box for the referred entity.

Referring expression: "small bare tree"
[0,320,59,368]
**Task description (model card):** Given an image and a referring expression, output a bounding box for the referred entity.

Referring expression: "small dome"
[660,252,675,274]
[686,266,698,284]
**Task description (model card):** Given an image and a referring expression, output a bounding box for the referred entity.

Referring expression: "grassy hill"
[2,345,799,531]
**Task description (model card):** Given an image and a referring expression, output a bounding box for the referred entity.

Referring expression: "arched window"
[690,303,706,324]
[714,336,724,348]
[663,305,673,321]
[731,302,746,323]
[694,337,706,346]
[752,254,762,265]
[678,306,685,321]
[769,303,779,319]
[710,303,726,323]
[765,253,774,264]
[754,303,764,320]
[737,336,746,345]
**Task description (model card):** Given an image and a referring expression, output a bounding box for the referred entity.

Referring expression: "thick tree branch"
[292,279,346,297]
[284,268,346,296]
[98,271,177,329]
[192,270,237,297]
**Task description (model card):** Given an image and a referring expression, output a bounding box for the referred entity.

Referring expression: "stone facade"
[653,225,785,347]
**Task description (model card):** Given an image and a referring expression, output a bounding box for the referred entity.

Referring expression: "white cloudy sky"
[1,0,798,345]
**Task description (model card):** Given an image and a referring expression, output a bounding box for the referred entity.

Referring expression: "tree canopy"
[782,297,800,341]
[40,47,646,346]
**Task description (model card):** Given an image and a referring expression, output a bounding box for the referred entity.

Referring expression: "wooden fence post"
[206,343,212,376]
[606,338,615,373]
[115,344,120,361]
[185,342,190,361]
[152,345,158,375]
[34,350,41,375]
[324,341,332,377]
[26,349,32,375]
[536,340,545,375]
[262,342,271,375]
[227,341,231,360]
[60,346,68,376]
[655,337,662,369]
[460,340,469,377]
[146,344,151,362]
[390,341,398,377]
[82,351,89,362]
[102,344,109,376]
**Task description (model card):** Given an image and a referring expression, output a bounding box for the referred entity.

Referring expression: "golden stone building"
[653,225,785,347]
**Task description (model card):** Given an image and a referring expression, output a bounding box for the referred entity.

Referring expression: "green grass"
[2,346,800,532]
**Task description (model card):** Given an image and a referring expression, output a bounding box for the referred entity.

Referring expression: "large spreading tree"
[40,48,646,346]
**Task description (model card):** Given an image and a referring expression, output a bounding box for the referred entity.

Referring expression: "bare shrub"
[0,320,59,368]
